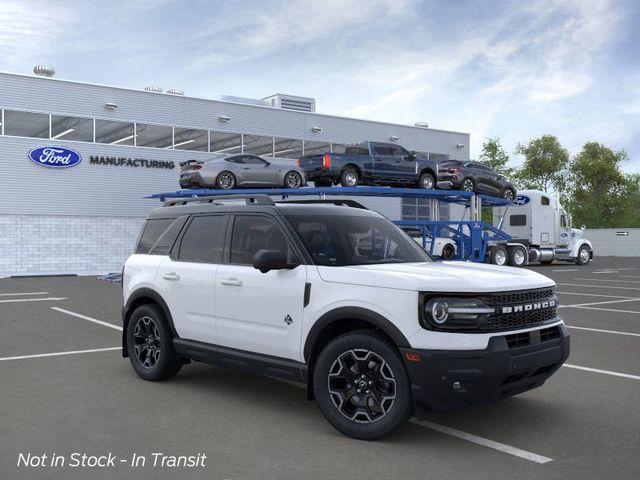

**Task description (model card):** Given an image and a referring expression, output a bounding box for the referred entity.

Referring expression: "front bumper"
[400,324,570,416]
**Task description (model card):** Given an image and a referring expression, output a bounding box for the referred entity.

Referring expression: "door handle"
[162,272,180,281]
[220,277,243,287]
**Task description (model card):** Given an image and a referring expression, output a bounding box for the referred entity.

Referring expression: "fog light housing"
[423,297,494,330]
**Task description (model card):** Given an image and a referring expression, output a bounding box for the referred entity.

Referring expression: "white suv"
[122,195,569,440]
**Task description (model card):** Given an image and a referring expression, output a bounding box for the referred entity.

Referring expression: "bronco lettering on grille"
[501,300,556,314]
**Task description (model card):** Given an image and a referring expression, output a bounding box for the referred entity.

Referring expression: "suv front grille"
[479,287,558,332]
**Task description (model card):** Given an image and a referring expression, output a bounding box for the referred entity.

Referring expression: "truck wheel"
[126,304,182,381]
[313,330,412,440]
[216,171,236,190]
[419,172,435,189]
[441,243,455,260]
[507,246,527,267]
[576,245,591,265]
[490,245,508,266]
[340,168,359,187]
[462,178,475,192]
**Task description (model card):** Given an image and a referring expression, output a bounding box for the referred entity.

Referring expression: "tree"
[478,137,514,177]
[514,135,569,192]
[566,142,635,228]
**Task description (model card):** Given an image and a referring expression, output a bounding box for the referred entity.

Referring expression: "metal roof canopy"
[148,186,513,207]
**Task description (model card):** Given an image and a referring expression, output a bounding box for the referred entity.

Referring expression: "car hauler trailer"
[490,189,593,266]
[150,186,517,265]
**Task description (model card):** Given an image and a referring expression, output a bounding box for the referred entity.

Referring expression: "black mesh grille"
[479,287,558,332]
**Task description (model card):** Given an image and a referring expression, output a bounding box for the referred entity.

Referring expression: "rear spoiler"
[179,159,203,168]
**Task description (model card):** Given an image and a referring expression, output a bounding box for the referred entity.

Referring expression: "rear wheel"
[340,168,359,187]
[441,243,455,260]
[490,245,508,266]
[216,171,236,190]
[507,246,527,267]
[462,178,475,192]
[126,304,181,381]
[418,172,435,189]
[576,245,591,265]
[313,330,412,440]
[284,171,303,189]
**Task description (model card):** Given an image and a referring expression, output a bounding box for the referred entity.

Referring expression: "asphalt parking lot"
[1,258,639,480]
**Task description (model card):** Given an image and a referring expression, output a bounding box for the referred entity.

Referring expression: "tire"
[216,171,236,190]
[284,171,303,189]
[313,330,412,440]
[340,168,359,187]
[441,243,455,260]
[507,246,527,267]
[418,172,435,190]
[576,245,591,266]
[126,304,181,381]
[490,245,508,266]
[503,187,515,201]
[461,178,475,192]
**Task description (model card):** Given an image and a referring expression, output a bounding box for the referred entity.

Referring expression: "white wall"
[583,228,640,257]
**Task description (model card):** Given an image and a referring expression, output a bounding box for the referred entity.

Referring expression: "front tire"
[576,245,591,265]
[503,187,515,201]
[462,178,475,192]
[126,304,181,381]
[441,243,455,260]
[284,171,303,189]
[216,171,236,190]
[313,330,412,440]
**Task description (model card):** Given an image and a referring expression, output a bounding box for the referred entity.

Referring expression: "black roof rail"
[277,199,368,209]
[163,194,275,207]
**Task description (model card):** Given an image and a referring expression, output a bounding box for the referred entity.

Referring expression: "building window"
[303,140,331,156]
[210,131,242,154]
[51,115,93,142]
[3,110,49,138]
[331,143,348,154]
[173,127,208,151]
[135,123,172,148]
[243,134,274,156]
[95,119,135,145]
[274,137,303,158]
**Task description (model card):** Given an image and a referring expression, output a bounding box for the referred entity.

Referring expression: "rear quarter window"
[136,218,174,254]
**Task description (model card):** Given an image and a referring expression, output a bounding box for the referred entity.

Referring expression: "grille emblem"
[501,300,556,314]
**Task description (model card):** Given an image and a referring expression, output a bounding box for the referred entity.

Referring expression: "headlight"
[423,297,494,330]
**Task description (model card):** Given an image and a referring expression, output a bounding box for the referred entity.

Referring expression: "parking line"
[563,364,640,381]
[559,298,640,308]
[552,269,579,272]
[566,325,640,337]
[558,283,640,291]
[0,291,49,296]
[572,278,640,285]
[0,347,120,362]
[0,297,67,304]
[51,307,123,331]
[569,305,640,315]
[411,420,553,464]
[620,275,640,279]
[556,291,636,299]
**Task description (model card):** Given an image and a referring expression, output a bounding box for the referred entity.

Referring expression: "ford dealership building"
[0,70,470,277]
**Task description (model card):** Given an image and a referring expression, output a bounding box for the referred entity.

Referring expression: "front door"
[157,214,229,345]
[242,155,279,185]
[215,214,307,360]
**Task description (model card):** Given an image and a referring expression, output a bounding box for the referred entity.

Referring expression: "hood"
[317,261,554,293]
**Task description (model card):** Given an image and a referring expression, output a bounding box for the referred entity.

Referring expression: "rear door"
[215,214,307,360]
[157,214,229,345]
[371,143,396,179]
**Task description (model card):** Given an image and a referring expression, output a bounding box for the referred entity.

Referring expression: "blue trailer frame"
[148,186,512,263]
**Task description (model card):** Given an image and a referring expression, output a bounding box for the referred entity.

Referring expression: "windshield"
[286,215,433,266]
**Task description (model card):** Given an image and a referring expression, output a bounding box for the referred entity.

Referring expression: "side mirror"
[252,249,297,273]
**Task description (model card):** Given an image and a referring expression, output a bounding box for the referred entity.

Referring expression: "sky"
[1,0,639,171]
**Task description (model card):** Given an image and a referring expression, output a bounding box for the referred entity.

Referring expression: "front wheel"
[313,330,412,440]
[126,304,181,381]
[441,243,455,260]
[284,171,303,189]
[503,187,515,201]
[576,245,591,265]
[462,178,475,192]
[418,172,435,189]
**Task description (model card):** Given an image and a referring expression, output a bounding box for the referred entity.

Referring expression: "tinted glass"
[225,156,244,164]
[211,131,242,154]
[230,216,292,264]
[4,110,49,138]
[274,137,303,158]
[541,196,550,206]
[179,215,227,263]
[345,147,369,156]
[137,218,174,254]
[95,119,134,145]
[331,143,348,154]
[287,215,431,266]
[51,115,93,142]
[304,140,331,156]
[136,123,172,148]
[173,127,208,151]
[243,155,267,165]
[243,135,273,156]
[510,215,527,226]
[373,145,392,155]
[149,216,188,255]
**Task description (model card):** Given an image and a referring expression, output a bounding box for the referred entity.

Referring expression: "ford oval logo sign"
[514,195,530,206]
[28,146,82,168]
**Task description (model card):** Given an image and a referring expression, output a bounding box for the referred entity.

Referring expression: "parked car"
[400,226,457,259]
[122,195,569,440]
[179,154,306,190]
[437,160,516,199]
[298,141,439,189]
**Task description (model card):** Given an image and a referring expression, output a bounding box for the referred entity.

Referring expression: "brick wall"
[0,215,145,277]
[583,228,640,257]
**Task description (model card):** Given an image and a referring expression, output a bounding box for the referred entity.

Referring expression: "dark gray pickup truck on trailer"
[298,141,440,189]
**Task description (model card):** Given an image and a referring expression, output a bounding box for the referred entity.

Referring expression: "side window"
[541,196,550,206]
[230,216,292,265]
[178,215,227,263]
[149,216,188,255]
[510,215,527,227]
[561,215,567,227]
[226,156,243,164]
[389,145,408,158]
[136,218,174,254]
[373,144,391,156]
[243,155,267,165]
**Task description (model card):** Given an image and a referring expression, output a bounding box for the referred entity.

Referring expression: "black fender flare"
[419,167,436,180]
[122,288,178,357]
[303,307,411,364]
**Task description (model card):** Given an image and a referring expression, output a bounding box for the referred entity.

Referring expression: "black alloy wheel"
[216,171,236,190]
